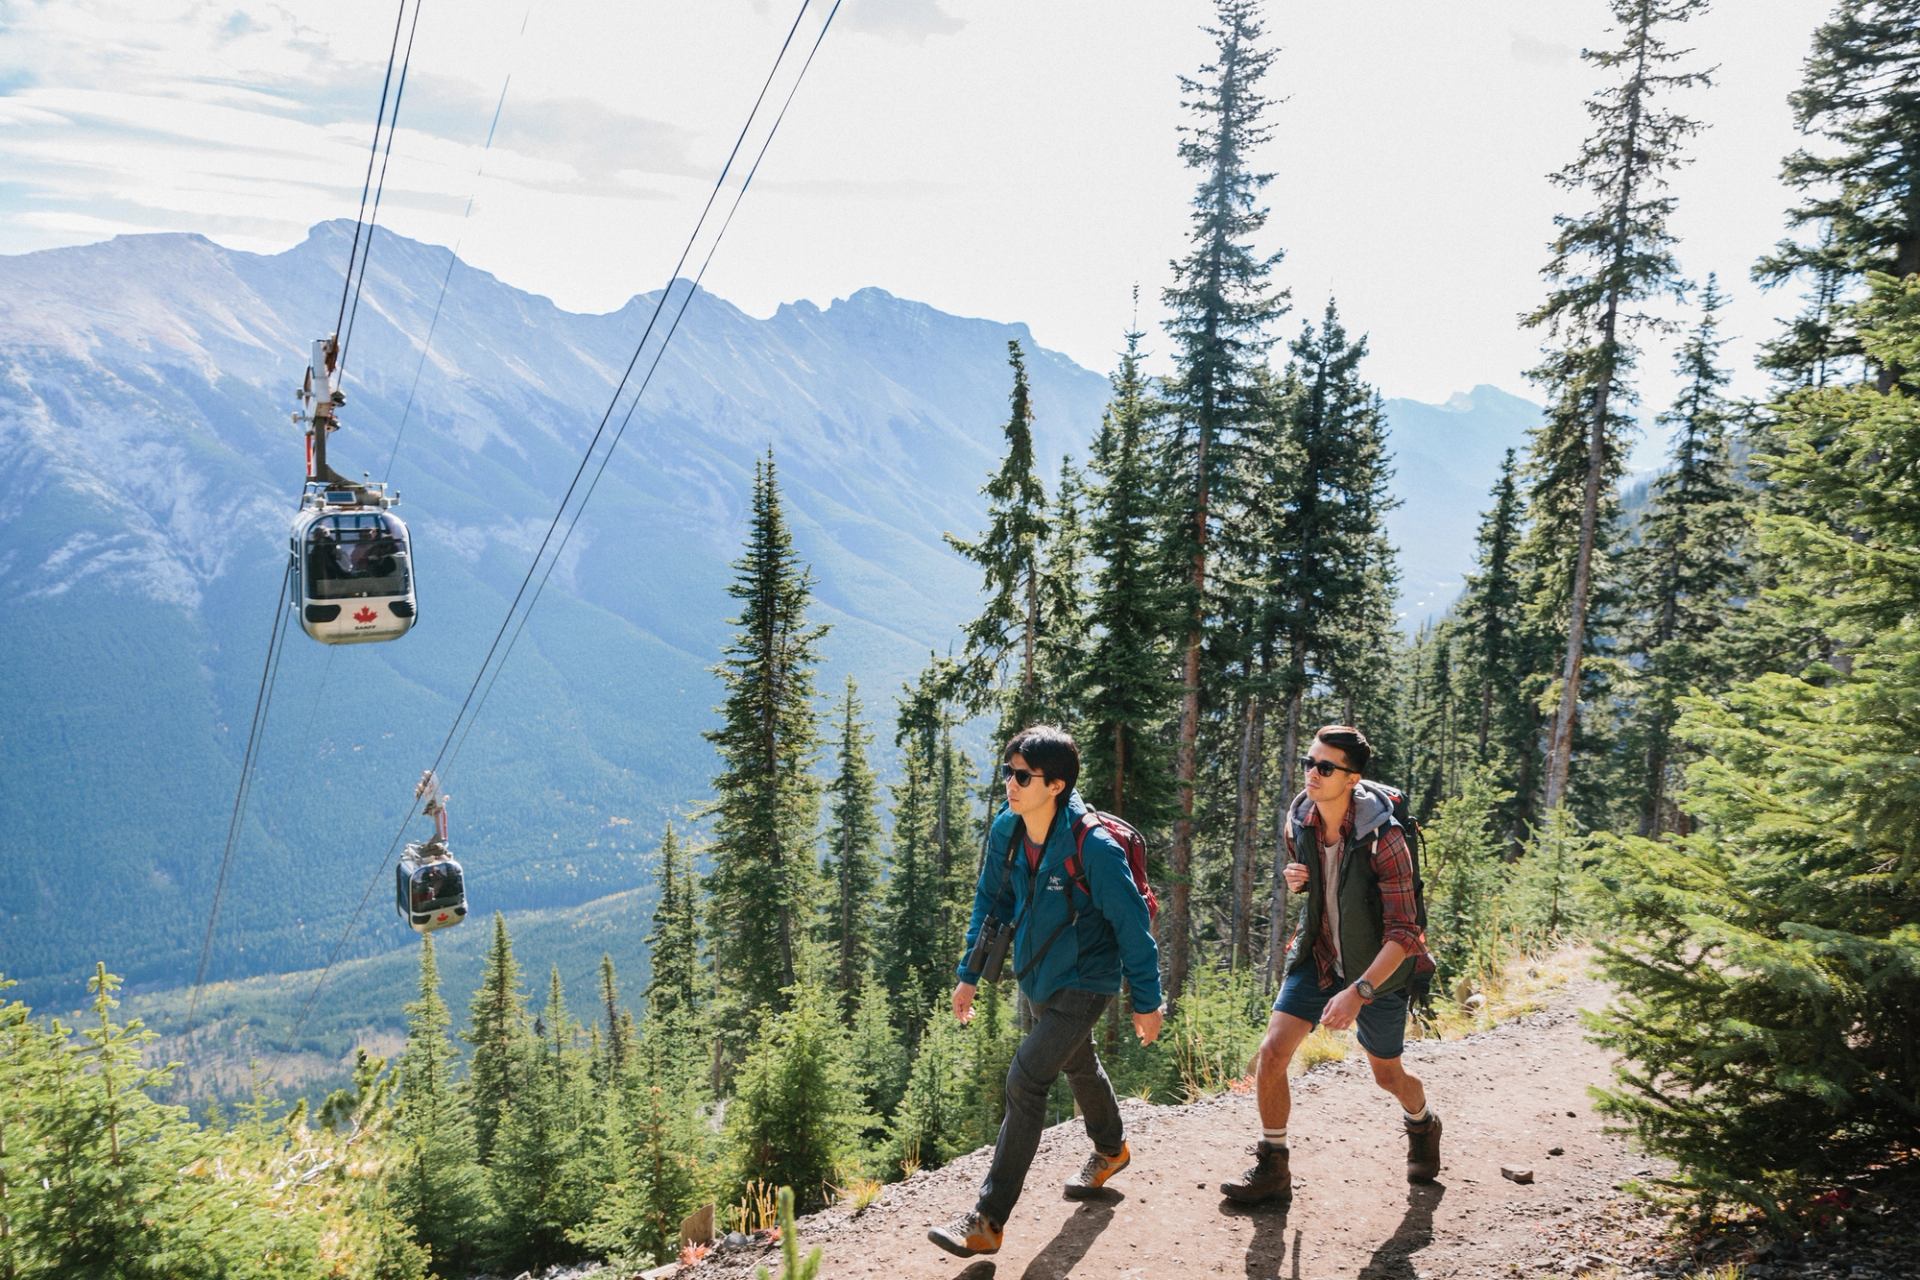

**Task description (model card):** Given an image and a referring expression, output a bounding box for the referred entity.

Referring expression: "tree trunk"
[1267,686,1305,989]
[1230,691,1266,969]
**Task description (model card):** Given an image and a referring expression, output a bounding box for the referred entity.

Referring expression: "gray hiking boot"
[1063,1141,1131,1198]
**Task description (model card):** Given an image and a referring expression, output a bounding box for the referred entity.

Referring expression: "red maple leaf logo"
[353,606,378,623]
[436,912,449,922]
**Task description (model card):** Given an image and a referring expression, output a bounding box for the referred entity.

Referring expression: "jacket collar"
[1292,782,1393,844]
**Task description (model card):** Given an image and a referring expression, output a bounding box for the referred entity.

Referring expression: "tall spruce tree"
[395,938,491,1276]
[946,341,1051,733]
[821,678,883,997]
[1453,450,1532,837]
[644,823,702,1020]
[1236,301,1396,978]
[879,745,948,1035]
[464,912,529,1167]
[491,969,595,1271]
[1081,321,1174,823]
[704,452,828,1020]
[1160,0,1288,997]
[1590,274,1920,1218]
[1035,455,1092,729]
[1525,0,1712,810]
[1620,275,1747,835]
[1754,0,1920,390]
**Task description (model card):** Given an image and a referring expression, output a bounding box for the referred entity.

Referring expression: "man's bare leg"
[1366,1051,1427,1115]
[1255,1010,1316,1131]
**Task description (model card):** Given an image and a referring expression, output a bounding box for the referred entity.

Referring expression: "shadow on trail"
[1359,1182,1446,1279]
[1220,1196,1295,1280]
[1017,1195,1119,1279]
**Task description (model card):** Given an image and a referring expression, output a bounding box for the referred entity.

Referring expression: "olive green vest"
[1284,791,1417,996]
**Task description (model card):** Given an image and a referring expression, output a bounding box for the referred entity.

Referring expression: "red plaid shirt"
[1287,802,1432,990]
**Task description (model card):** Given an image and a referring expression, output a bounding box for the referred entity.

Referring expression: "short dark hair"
[1314,724,1372,776]
[1004,724,1079,794]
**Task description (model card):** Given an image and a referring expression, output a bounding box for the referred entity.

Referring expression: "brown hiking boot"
[1219,1140,1291,1203]
[927,1209,1002,1257]
[1063,1141,1130,1198]
[1406,1112,1442,1182]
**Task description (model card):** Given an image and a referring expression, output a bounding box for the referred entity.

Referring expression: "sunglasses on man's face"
[1001,763,1046,788]
[1298,755,1356,778]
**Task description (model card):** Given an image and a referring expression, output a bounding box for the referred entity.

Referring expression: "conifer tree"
[1161,0,1288,997]
[705,452,828,1019]
[725,955,866,1210]
[1454,450,1530,830]
[395,939,492,1276]
[821,678,882,997]
[1234,301,1396,976]
[946,341,1051,733]
[888,997,973,1173]
[1035,455,1091,728]
[1081,321,1175,823]
[1620,275,1747,835]
[492,969,594,1271]
[847,967,906,1131]
[879,746,947,1033]
[1525,0,1711,810]
[464,912,527,1167]
[645,823,702,1021]
[1754,0,1920,390]
[599,953,634,1085]
[1591,279,1920,1218]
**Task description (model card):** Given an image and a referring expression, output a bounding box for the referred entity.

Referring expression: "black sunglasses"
[1298,755,1357,778]
[1001,763,1046,787]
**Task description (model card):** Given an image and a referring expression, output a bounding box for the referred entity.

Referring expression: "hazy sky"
[1,0,1832,470]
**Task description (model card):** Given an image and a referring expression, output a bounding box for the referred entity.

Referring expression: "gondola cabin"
[291,486,417,644]
[397,843,467,933]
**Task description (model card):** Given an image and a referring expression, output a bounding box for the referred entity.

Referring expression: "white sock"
[1262,1127,1287,1147]
[1404,1105,1430,1124]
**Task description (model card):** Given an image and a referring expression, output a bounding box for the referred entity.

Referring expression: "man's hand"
[1282,861,1309,892]
[1321,985,1363,1031]
[1132,1005,1166,1046]
[952,981,977,1024]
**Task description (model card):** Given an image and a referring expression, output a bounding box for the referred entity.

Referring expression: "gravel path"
[689,977,1681,1280]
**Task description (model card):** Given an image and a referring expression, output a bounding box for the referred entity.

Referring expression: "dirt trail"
[700,978,1670,1280]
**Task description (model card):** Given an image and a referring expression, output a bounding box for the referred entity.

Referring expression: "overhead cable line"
[289,0,840,1042]
[187,0,426,1038]
[185,563,294,1035]
[339,0,428,377]
[333,0,417,349]
[447,0,847,778]
[383,6,532,485]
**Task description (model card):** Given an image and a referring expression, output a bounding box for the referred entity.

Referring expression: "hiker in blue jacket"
[928,725,1164,1259]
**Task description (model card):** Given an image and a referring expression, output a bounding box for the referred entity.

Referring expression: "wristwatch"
[1354,978,1377,1003]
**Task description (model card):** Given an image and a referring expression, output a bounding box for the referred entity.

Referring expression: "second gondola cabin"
[291,489,417,644]
[397,842,467,933]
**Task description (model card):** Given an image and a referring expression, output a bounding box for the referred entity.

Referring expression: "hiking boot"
[1406,1112,1443,1182]
[1063,1141,1131,1198]
[1219,1140,1291,1203]
[927,1209,1002,1257]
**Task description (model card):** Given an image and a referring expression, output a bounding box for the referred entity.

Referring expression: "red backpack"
[1066,811,1159,921]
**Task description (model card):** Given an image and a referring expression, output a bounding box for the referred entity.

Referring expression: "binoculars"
[965,916,1014,983]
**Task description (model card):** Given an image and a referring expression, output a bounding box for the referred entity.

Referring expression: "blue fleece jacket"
[955,791,1163,1014]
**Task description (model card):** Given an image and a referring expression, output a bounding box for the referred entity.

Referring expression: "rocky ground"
[511,977,1914,1280]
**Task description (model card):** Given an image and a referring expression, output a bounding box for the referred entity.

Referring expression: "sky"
[0,0,1834,472]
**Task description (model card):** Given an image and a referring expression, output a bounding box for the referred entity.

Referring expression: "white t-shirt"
[1320,836,1346,979]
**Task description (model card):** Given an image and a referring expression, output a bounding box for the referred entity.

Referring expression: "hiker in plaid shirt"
[1221,725,1441,1204]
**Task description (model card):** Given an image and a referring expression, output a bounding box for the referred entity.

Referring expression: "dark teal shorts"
[1274,964,1409,1059]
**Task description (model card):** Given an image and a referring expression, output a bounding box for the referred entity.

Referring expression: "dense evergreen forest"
[3,1,1917,1275]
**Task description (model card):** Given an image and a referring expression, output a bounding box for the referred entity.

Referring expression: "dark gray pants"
[976,987,1123,1226]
